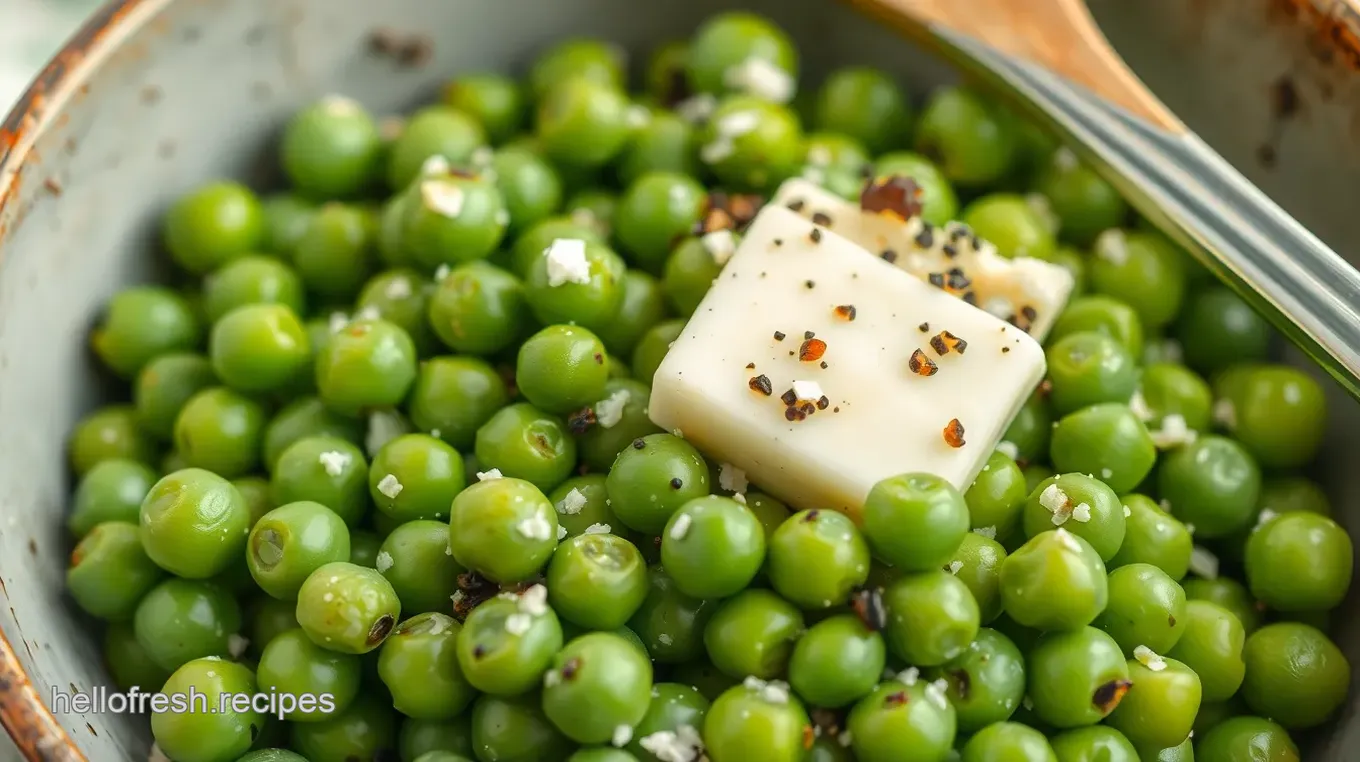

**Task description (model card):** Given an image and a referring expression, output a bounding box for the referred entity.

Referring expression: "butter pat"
[648,206,1046,517]
[771,179,1074,340]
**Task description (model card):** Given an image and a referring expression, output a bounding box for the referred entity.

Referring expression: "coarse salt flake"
[434,264,451,282]
[543,669,561,688]
[1257,508,1278,528]
[583,523,611,535]
[723,57,795,103]
[733,492,747,505]
[504,613,532,636]
[557,488,587,515]
[1071,503,1093,523]
[227,634,249,659]
[612,725,634,747]
[626,105,652,128]
[716,109,761,138]
[675,93,718,123]
[595,389,632,429]
[1100,468,1113,479]
[670,513,693,541]
[517,512,553,541]
[375,551,394,573]
[1128,389,1154,421]
[320,94,362,116]
[376,474,404,499]
[791,379,824,403]
[1025,193,1060,233]
[1149,414,1197,449]
[421,179,466,218]
[925,678,950,710]
[384,276,413,300]
[355,304,381,322]
[1134,645,1168,672]
[1039,483,1072,525]
[544,238,592,287]
[1213,398,1237,430]
[1189,545,1220,579]
[640,727,703,762]
[973,526,997,539]
[477,469,504,481]
[328,311,349,333]
[947,560,963,575]
[760,680,791,704]
[556,525,568,540]
[519,584,549,616]
[1095,229,1129,266]
[318,450,351,477]
[898,667,920,686]
[718,463,749,493]
[996,441,1019,460]
[702,230,738,265]
[838,731,853,747]
[420,154,451,177]
[1123,505,1132,518]
[700,138,735,164]
[743,676,767,691]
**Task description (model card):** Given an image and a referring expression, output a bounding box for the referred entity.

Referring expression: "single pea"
[686,11,797,96]
[785,614,884,708]
[548,474,621,537]
[1157,435,1260,538]
[1045,331,1138,416]
[134,578,241,671]
[428,263,531,357]
[456,588,563,696]
[400,715,475,761]
[595,275,666,366]
[847,680,957,762]
[629,565,716,664]
[366,434,465,523]
[66,521,164,621]
[315,318,417,416]
[449,477,558,583]
[542,632,653,744]
[617,113,700,188]
[812,67,909,154]
[1048,295,1145,361]
[1241,622,1349,729]
[546,533,649,630]
[882,570,980,666]
[516,325,611,415]
[103,622,171,692]
[473,404,577,493]
[1023,473,1127,561]
[1196,717,1298,762]
[172,387,264,478]
[862,473,969,572]
[375,192,414,268]
[376,613,476,720]
[1173,287,1272,374]
[163,181,264,274]
[202,256,307,329]
[261,193,318,258]
[261,397,361,473]
[1259,475,1332,516]
[246,500,351,600]
[703,589,804,679]
[1033,150,1127,246]
[1095,563,1187,656]
[376,520,463,614]
[930,627,1026,732]
[948,532,1007,623]
[1214,364,1326,469]
[296,561,401,654]
[961,193,1057,260]
[1246,511,1352,612]
[1185,577,1263,634]
[132,353,216,443]
[606,433,710,535]
[489,148,563,235]
[281,96,382,200]
[965,452,1028,544]
[575,379,659,472]
[631,318,685,383]
[405,360,505,452]
[872,151,959,226]
[766,508,870,610]
[270,436,368,525]
[1165,600,1245,702]
[508,215,607,278]
[705,679,810,762]
[1105,655,1200,750]
[347,530,383,569]
[1050,404,1154,496]
[529,38,626,97]
[1000,390,1054,465]
[209,303,310,394]
[961,722,1057,762]
[139,467,249,578]
[1137,362,1213,432]
[615,171,708,270]
[292,202,376,301]
[800,132,871,198]
[569,189,621,230]
[256,627,361,721]
[536,77,633,169]
[698,96,803,192]
[151,657,263,762]
[661,496,765,598]
[524,239,627,333]
[68,459,157,538]
[1047,726,1139,762]
[1088,230,1187,330]
[471,692,575,762]
[290,693,398,762]
[661,235,725,317]
[624,682,708,760]
[1000,529,1108,631]
[402,173,508,270]
[386,106,488,190]
[914,87,1017,187]
[1028,627,1131,727]
[248,594,301,652]
[355,268,436,356]
[441,73,525,144]
[91,286,203,380]
[1109,495,1192,580]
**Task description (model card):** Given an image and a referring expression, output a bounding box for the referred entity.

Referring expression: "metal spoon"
[851,0,1360,396]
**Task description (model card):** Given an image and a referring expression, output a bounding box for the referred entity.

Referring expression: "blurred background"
[1,0,105,111]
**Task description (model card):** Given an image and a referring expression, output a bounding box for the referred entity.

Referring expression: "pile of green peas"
[63,10,1352,762]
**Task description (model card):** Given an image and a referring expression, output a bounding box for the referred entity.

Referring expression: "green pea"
[623,682,708,760]
[948,532,1007,623]
[1157,435,1260,539]
[406,355,508,451]
[1212,364,1326,470]
[913,87,1017,188]
[846,680,956,762]
[686,12,797,98]
[1246,511,1351,612]
[615,172,708,270]
[546,533,649,630]
[151,658,263,762]
[961,193,1057,260]
[1258,476,1332,517]
[163,181,264,275]
[473,403,577,493]
[368,434,465,522]
[293,202,376,301]
[1027,627,1131,727]
[1106,656,1200,750]
[134,578,241,671]
[1183,577,1263,635]
[517,325,610,415]
[788,614,885,708]
[812,67,909,154]
[618,114,701,187]
[705,679,810,762]
[1047,726,1139,762]
[930,627,1027,732]
[315,318,417,416]
[471,692,574,762]
[629,564,716,665]
[355,268,436,356]
[92,286,203,381]
[1045,332,1138,416]
[862,473,969,572]
[1165,600,1246,702]
[378,613,476,720]
[68,459,158,538]
[270,436,369,526]
[883,571,980,666]
[1109,495,1192,581]
[698,96,803,193]
[456,591,563,696]
[965,451,1028,542]
[530,38,626,97]
[766,508,870,610]
[509,214,607,278]
[202,255,306,324]
[448,476,558,582]
[428,261,532,356]
[595,271,668,360]
[543,632,653,744]
[961,722,1057,762]
[703,589,804,679]
[631,318,685,383]
[1088,230,1187,330]
[537,78,633,169]
[291,694,398,762]
[606,433,710,535]
[400,715,475,761]
[386,106,488,190]
[209,303,311,394]
[1196,716,1298,762]
[662,496,765,598]
[256,628,361,721]
[1033,149,1127,246]
[103,622,171,692]
[1173,287,1271,375]
[661,236,725,316]
[247,501,351,600]
[67,521,164,621]
[1241,622,1349,729]
[443,74,525,144]
[377,520,463,614]
[1095,563,1187,656]
[1047,295,1144,361]
[1023,473,1126,561]
[281,96,382,200]
[261,193,318,258]
[140,467,250,578]
[524,240,627,333]
[1049,404,1155,496]
[1000,391,1053,465]
[296,561,401,654]
[1136,363,1213,432]
[1000,530,1108,631]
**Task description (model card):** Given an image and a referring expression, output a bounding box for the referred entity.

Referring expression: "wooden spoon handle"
[851,0,1181,131]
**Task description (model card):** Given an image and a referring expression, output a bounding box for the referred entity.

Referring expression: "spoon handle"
[852,0,1360,396]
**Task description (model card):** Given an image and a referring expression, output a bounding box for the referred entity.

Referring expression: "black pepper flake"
[812,211,833,226]
[802,510,820,523]
[749,375,773,396]
[927,272,945,289]
[746,362,756,369]
[1092,680,1133,713]
[942,243,958,259]
[805,280,816,289]
[472,644,487,658]
[1001,347,1011,354]
[943,418,966,448]
[819,361,828,369]
[949,669,972,701]
[804,330,816,340]
[566,406,597,434]
[918,322,930,333]
[883,691,909,708]
[834,305,857,321]
[632,438,646,450]
[799,338,827,362]
[962,291,978,306]
[669,477,683,489]
[929,330,968,356]
[786,198,806,212]
[881,249,898,263]
[809,228,823,244]
[860,175,924,221]
[1021,305,1038,322]
[949,226,968,242]
[816,396,830,410]
[773,238,783,247]
[781,388,798,406]
[774,331,786,341]
[784,407,802,422]
[945,268,970,291]
[971,234,983,251]
[833,406,840,413]
[908,349,939,377]
[914,226,935,249]
[851,587,888,631]
[799,401,815,416]
[562,657,582,681]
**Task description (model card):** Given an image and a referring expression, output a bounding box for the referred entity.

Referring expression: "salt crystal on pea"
[1133,645,1168,672]
[504,613,532,636]
[544,239,592,287]
[375,551,394,573]
[318,450,351,477]
[421,178,466,219]
[376,474,403,499]
[557,488,587,515]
